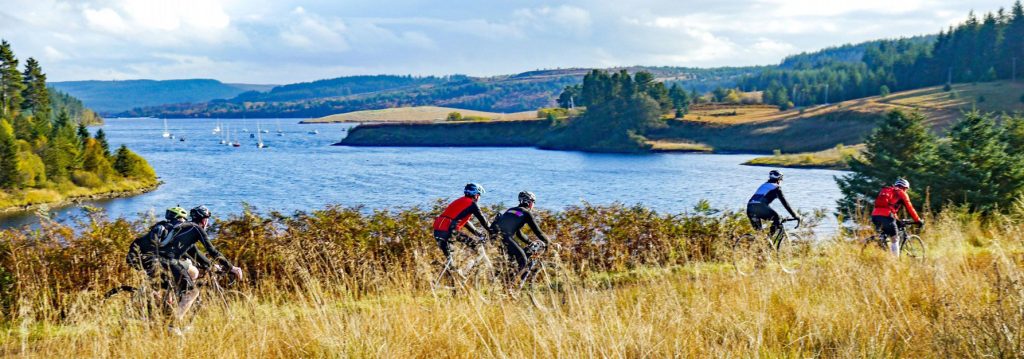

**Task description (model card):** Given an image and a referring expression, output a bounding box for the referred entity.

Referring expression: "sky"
[0,0,1014,84]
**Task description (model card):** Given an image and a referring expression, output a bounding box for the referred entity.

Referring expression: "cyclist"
[126,206,188,282]
[746,170,800,237]
[491,191,550,281]
[432,183,491,261]
[871,178,923,255]
[159,205,243,322]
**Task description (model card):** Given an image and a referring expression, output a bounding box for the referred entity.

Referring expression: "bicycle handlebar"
[782,217,801,229]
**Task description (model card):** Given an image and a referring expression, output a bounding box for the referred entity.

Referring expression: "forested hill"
[49,79,274,115]
[115,66,765,119]
[742,1,1024,109]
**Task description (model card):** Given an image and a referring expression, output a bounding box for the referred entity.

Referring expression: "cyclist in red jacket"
[871,178,923,254]
[432,183,491,260]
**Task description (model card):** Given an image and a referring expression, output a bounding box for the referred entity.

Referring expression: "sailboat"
[276,120,284,136]
[220,124,228,145]
[256,122,267,148]
[232,129,241,147]
[212,120,221,134]
[162,118,170,138]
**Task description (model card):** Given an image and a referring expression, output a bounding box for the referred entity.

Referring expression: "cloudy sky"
[0,0,1012,84]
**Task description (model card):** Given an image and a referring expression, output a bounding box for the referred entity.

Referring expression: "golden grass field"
[307,106,538,123]
[2,205,1023,357]
[0,178,158,213]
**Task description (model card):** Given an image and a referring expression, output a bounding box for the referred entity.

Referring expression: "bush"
[537,108,568,119]
[462,115,491,122]
[943,83,953,92]
[71,170,103,188]
[977,95,987,103]
[445,112,462,121]
[112,145,156,181]
[879,85,890,97]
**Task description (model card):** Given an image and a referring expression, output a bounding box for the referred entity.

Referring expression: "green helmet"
[165,206,188,221]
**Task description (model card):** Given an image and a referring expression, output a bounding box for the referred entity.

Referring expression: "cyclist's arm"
[898,190,922,223]
[470,202,490,230]
[524,211,550,244]
[186,246,212,269]
[464,221,482,236]
[195,228,234,268]
[777,190,798,219]
[515,229,528,244]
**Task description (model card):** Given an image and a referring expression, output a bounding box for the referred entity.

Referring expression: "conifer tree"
[0,40,25,117]
[0,120,20,188]
[20,57,49,123]
[934,111,1024,213]
[836,110,938,216]
[95,128,110,156]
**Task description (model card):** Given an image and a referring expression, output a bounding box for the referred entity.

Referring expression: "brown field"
[306,106,539,123]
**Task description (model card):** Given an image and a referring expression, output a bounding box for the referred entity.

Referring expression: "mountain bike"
[430,233,495,296]
[516,241,571,310]
[861,219,925,259]
[730,218,807,275]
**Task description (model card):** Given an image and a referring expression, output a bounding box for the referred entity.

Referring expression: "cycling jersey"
[432,196,489,234]
[159,222,233,269]
[127,220,178,269]
[871,186,921,222]
[492,206,549,274]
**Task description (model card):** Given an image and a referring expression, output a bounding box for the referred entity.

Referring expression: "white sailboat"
[162,118,170,138]
[256,122,267,148]
[213,120,221,134]
[220,124,228,145]
[232,129,241,147]
[276,120,284,136]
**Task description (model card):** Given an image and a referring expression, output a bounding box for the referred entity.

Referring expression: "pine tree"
[836,110,938,216]
[77,123,90,144]
[0,119,20,188]
[0,40,25,117]
[95,128,110,156]
[934,112,1024,213]
[20,57,49,123]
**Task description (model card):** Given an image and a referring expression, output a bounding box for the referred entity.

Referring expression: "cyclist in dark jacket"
[491,191,550,280]
[746,170,800,237]
[126,207,188,286]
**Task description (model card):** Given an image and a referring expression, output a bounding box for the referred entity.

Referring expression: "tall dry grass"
[1,204,1022,357]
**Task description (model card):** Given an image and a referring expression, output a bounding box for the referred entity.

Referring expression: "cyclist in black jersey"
[746,170,800,237]
[158,205,243,322]
[491,191,550,280]
[126,206,188,284]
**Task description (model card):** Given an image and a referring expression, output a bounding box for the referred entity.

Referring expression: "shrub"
[977,95,987,103]
[71,170,104,188]
[445,112,462,121]
[943,83,952,92]
[113,145,156,181]
[537,108,569,119]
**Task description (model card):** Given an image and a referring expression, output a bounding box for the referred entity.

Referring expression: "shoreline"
[0,181,161,215]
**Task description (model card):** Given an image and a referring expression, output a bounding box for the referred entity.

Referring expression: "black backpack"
[126,220,174,269]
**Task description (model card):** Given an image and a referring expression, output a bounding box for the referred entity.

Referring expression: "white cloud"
[0,0,1014,83]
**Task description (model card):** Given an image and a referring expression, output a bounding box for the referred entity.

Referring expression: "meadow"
[0,203,1022,357]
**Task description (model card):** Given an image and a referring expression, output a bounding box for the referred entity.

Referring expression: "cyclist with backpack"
[126,206,189,286]
[871,178,923,255]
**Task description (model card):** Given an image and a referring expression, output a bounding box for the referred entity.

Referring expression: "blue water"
[0,118,849,231]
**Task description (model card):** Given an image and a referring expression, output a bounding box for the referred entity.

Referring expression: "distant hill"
[116,66,766,118]
[305,106,538,123]
[779,35,935,69]
[49,79,275,115]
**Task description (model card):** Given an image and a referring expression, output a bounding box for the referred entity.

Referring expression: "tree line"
[837,110,1024,216]
[0,40,154,192]
[741,1,1024,108]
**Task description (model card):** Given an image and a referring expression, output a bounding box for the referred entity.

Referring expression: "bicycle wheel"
[775,232,808,274]
[860,235,886,255]
[901,235,926,260]
[731,234,767,276]
[524,260,571,311]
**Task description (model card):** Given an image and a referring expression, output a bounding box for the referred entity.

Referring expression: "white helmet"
[769,170,783,180]
[894,178,910,189]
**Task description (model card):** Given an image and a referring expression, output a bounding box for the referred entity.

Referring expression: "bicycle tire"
[776,232,807,274]
[860,235,886,255]
[731,234,766,276]
[901,235,926,260]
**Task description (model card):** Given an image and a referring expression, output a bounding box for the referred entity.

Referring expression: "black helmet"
[165,206,187,221]
[769,170,783,181]
[189,205,212,220]
[518,191,536,205]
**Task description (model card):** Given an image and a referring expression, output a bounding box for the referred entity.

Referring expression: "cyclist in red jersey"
[871,178,923,253]
[432,183,491,260]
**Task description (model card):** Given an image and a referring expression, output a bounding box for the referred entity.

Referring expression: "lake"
[0,118,849,231]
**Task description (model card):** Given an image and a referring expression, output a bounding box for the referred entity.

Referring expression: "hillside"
[114,66,765,119]
[49,79,274,115]
[306,106,537,123]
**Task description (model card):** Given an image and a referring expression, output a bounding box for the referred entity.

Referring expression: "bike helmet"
[464,183,485,196]
[165,206,187,221]
[518,191,537,205]
[769,170,783,181]
[189,205,212,220]
[894,178,910,189]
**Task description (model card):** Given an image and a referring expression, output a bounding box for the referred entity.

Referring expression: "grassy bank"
[742,144,864,170]
[306,106,538,123]
[1,203,1023,356]
[339,119,553,147]
[0,178,159,213]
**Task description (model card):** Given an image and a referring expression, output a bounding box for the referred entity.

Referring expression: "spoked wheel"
[522,260,570,311]
[901,235,926,260]
[731,234,768,276]
[860,235,886,255]
[775,232,808,274]
[430,260,461,298]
